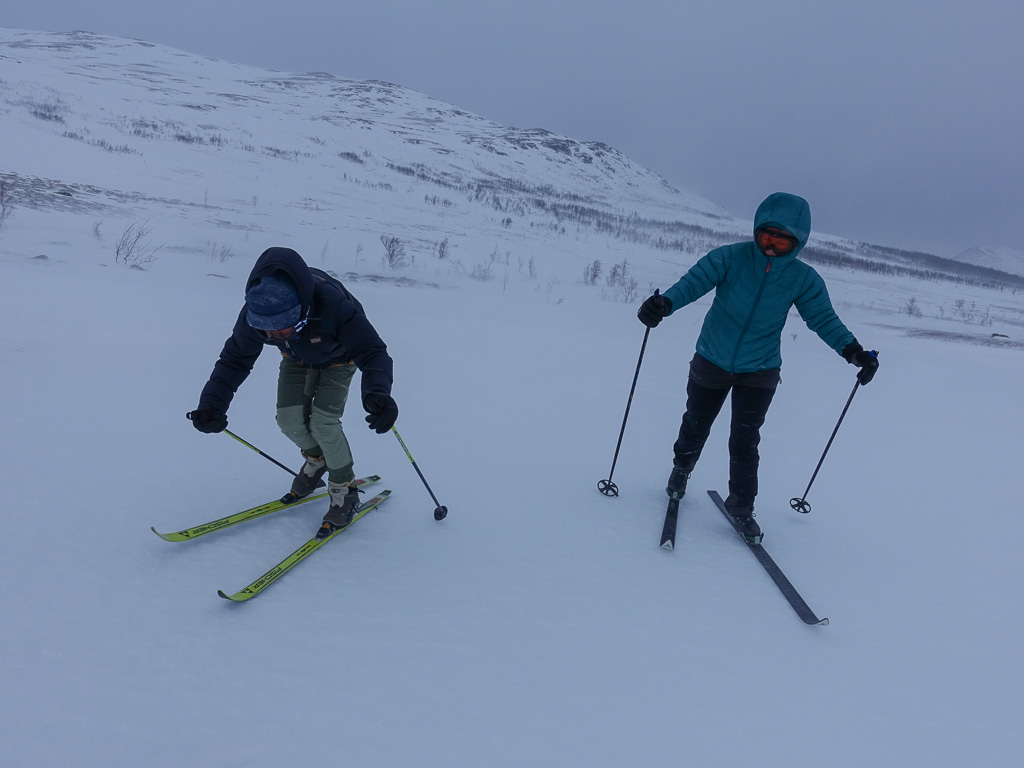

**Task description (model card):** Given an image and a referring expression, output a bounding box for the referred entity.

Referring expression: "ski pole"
[598,292,657,497]
[392,426,448,520]
[186,412,297,477]
[790,379,863,514]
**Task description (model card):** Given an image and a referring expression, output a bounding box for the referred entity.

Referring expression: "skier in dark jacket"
[189,247,398,537]
[637,192,878,542]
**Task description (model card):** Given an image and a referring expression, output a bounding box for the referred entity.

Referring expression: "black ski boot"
[316,483,363,539]
[666,465,690,500]
[725,494,762,544]
[281,452,328,504]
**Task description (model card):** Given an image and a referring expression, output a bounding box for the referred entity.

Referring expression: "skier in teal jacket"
[637,192,878,542]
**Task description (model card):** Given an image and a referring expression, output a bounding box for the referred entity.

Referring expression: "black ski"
[660,497,680,550]
[707,490,828,626]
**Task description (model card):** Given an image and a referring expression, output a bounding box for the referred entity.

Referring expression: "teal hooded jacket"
[662,193,855,373]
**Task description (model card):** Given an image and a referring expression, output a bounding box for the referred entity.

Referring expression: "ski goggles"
[754,227,799,256]
[258,316,308,342]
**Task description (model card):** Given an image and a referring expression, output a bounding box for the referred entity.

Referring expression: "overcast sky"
[6,1,1022,257]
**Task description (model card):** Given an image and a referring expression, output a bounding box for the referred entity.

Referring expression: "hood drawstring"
[293,307,311,336]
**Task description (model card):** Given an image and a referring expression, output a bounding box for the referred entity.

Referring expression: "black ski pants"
[672,354,780,506]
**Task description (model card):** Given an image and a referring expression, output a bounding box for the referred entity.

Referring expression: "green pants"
[275,358,357,484]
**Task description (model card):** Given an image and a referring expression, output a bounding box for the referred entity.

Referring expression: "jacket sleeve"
[198,307,265,412]
[335,311,394,405]
[793,269,856,355]
[662,247,730,313]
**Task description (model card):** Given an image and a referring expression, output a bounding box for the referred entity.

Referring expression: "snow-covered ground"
[2,28,1023,768]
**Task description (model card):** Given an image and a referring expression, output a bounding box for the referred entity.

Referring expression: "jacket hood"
[753,193,811,257]
[245,247,316,317]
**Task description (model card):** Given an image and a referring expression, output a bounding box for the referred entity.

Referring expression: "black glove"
[637,293,672,328]
[842,342,879,385]
[363,393,398,434]
[188,406,228,434]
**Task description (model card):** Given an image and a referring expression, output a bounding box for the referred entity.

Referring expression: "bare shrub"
[0,180,13,230]
[380,235,411,269]
[115,222,161,266]
[28,100,68,123]
[619,275,640,303]
[434,238,450,260]
[470,262,494,281]
[209,241,234,263]
[582,259,602,285]
[519,256,538,281]
[607,258,630,287]
[949,298,992,325]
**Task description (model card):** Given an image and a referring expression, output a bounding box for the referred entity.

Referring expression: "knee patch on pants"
[309,405,353,476]
[276,404,317,451]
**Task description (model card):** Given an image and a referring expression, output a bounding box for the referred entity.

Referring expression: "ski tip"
[217,589,248,602]
[660,540,674,550]
[150,526,177,541]
[816,617,830,627]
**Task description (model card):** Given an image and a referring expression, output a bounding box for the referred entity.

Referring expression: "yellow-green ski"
[151,475,381,541]
[217,489,392,602]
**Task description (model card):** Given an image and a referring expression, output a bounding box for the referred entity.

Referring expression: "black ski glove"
[842,342,879,385]
[637,293,672,328]
[188,406,228,434]
[363,393,399,434]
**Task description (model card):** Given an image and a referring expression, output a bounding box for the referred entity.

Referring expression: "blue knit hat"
[245,274,301,330]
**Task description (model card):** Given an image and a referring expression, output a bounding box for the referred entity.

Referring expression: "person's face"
[264,326,297,341]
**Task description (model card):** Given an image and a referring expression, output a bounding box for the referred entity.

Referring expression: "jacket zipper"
[729,256,772,372]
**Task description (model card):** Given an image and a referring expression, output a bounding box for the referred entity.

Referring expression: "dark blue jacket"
[199,247,394,412]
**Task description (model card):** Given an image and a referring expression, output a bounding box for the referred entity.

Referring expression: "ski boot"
[665,465,690,500]
[725,494,762,544]
[280,451,328,504]
[316,482,363,539]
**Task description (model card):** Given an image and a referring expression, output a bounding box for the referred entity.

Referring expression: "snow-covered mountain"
[4,27,1021,295]
[0,27,743,276]
[953,245,1024,277]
